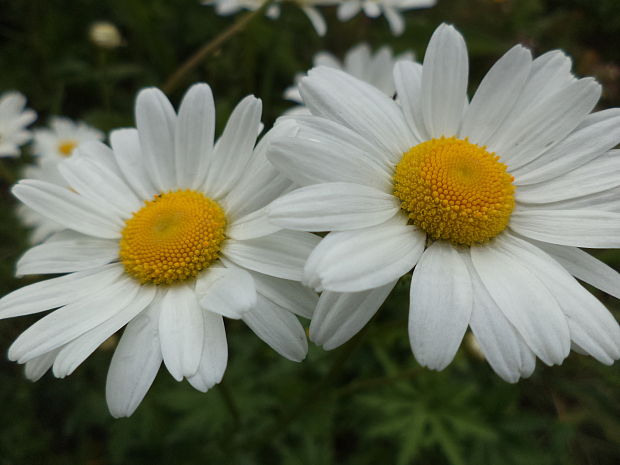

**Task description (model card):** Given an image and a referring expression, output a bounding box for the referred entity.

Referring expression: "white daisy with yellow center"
[267,24,620,382]
[18,117,104,243]
[0,83,319,417]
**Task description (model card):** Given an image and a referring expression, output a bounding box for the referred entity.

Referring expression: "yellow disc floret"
[58,140,78,156]
[120,189,227,285]
[393,137,515,246]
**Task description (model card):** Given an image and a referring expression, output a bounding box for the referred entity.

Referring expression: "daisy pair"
[1,84,318,417]
[267,24,620,382]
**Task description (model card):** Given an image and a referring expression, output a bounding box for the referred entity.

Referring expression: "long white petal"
[409,242,472,370]
[0,264,124,319]
[227,206,281,240]
[187,310,228,392]
[421,24,469,138]
[267,182,400,232]
[196,266,256,319]
[248,270,318,319]
[52,286,155,378]
[510,209,620,248]
[310,280,397,350]
[106,302,162,418]
[16,236,118,276]
[242,294,307,362]
[204,96,262,199]
[223,230,320,281]
[8,276,141,363]
[109,128,157,200]
[158,285,204,381]
[470,238,570,365]
[24,348,62,382]
[175,83,215,190]
[135,88,177,191]
[305,216,425,292]
[12,180,122,239]
[393,61,428,142]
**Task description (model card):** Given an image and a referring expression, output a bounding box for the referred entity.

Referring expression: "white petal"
[158,285,204,381]
[384,7,405,36]
[498,234,620,365]
[300,66,413,157]
[470,238,570,365]
[196,266,256,319]
[529,240,620,300]
[421,24,469,138]
[491,78,600,170]
[175,83,215,189]
[8,276,141,363]
[337,1,361,20]
[267,182,400,232]
[204,95,262,198]
[513,108,620,184]
[409,242,472,370]
[242,294,307,362]
[0,264,124,319]
[460,45,532,146]
[466,258,536,382]
[52,286,155,378]
[247,270,318,319]
[305,216,425,292]
[135,88,177,191]
[110,128,157,199]
[106,302,162,418]
[223,230,320,281]
[510,209,620,248]
[267,117,392,191]
[393,60,428,142]
[310,280,397,350]
[227,206,281,240]
[16,236,118,276]
[60,149,142,218]
[187,310,228,392]
[24,348,61,382]
[12,180,122,239]
[301,6,326,36]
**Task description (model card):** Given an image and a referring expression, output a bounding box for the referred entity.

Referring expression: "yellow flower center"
[120,189,227,285]
[58,140,78,156]
[393,137,515,246]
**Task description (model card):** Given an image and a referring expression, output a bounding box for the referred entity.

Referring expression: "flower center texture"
[58,140,78,156]
[393,137,515,246]
[120,189,227,285]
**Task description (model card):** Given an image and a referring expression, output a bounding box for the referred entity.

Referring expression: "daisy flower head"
[284,43,415,111]
[203,0,335,36]
[267,24,620,382]
[337,0,436,36]
[1,83,318,417]
[17,118,105,243]
[0,91,37,157]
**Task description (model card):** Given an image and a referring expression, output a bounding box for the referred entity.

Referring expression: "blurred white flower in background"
[203,0,337,36]
[285,43,415,113]
[0,91,36,158]
[337,0,437,35]
[17,117,104,243]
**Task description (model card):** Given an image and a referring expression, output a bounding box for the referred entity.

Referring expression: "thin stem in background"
[161,0,274,95]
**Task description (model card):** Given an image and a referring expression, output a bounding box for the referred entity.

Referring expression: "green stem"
[161,0,274,95]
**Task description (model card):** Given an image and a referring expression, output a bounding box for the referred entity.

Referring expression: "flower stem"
[161,1,273,94]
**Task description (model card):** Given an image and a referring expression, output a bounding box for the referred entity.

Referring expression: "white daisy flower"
[16,118,105,243]
[1,83,318,417]
[284,43,415,110]
[33,116,104,161]
[267,24,620,382]
[337,0,436,36]
[202,0,335,36]
[0,91,37,157]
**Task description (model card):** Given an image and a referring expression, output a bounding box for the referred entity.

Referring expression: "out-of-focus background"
[0,0,619,463]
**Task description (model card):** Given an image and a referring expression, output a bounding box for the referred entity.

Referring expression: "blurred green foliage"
[0,0,619,463]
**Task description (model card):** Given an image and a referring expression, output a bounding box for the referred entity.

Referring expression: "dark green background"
[0,0,619,463]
